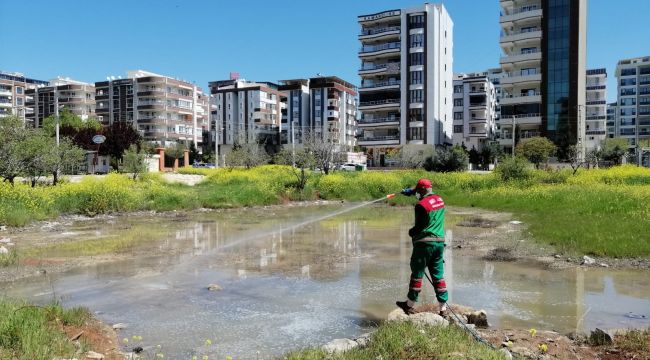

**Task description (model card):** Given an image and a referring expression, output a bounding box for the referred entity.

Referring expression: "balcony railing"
[359,99,400,107]
[358,116,399,124]
[501,5,540,16]
[586,85,606,90]
[360,26,400,36]
[586,115,606,120]
[519,131,541,139]
[500,28,541,38]
[586,100,607,105]
[501,113,541,120]
[503,69,541,77]
[359,42,401,53]
[359,135,399,141]
[360,80,400,89]
[586,130,606,135]
[359,63,400,72]
[501,92,541,99]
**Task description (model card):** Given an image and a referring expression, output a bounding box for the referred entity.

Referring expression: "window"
[410,52,424,66]
[17,97,23,105]
[410,71,423,84]
[620,88,636,96]
[620,68,636,76]
[410,33,424,48]
[409,108,423,122]
[454,112,463,120]
[521,47,537,54]
[453,125,463,133]
[454,85,463,94]
[453,99,463,107]
[16,87,23,94]
[620,78,636,86]
[409,14,424,28]
[410,90,423,103]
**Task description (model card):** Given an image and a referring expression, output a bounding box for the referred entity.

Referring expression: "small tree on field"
[516,136,556,169]
[303,130,343,175]
[586,148,603,169]
[394,144,435,169]
[225,142,269,169]
[122,144,148,180]
[423,145,469,172]
[20,130,53,187]
[601,137,628,165]
[165,143,186,171]
[468,147,480,169]
[0,116,30,185]
[566,145,583,175]
[274,147,315,191]
[495,156,530,181]
[481,143,502,168]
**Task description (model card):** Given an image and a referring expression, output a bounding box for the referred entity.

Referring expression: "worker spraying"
[396,178,449,317]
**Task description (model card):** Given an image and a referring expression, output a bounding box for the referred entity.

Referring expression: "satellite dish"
[92,135,106,144]
[106,76,110,81]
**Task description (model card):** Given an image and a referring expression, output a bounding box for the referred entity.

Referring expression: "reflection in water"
[2,205,649,359]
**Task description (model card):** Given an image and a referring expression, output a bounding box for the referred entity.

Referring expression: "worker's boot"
[396,301,417,315]
[438,302,448,318]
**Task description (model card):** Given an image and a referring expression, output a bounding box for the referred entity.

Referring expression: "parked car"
[192,162,216,169]
[339,163,365,171]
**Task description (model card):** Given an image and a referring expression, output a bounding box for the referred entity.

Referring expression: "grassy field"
[0,299,91,359]
[283,321,504,360]
[1,165,649,257]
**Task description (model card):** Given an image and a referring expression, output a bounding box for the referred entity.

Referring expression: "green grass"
[283,321,505,360]
[0,246,18,267]
[1,165,649,257]
[0,299,91,360]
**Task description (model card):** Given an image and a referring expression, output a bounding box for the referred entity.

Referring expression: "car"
[339,163,359,171]
[192,162,216,169]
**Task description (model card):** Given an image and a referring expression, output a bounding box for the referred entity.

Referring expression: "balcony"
[359,26,400,41]
[586,100,607,105]
[357,135,400,146]
[500,28,542,45]
[359,63,400,76]
[586,130,606,135]
[586,85,606,91]
[501,69,541,85]
[358,98,400,110]
[500,50,541,65]
[357,116,400,126]
[359,79,400,92]
[499,92,541,105]
[586,115,606,121]
[500,113,542,125]
[359,42,401,58]
[500,7,542,24]
[0,90,12,96]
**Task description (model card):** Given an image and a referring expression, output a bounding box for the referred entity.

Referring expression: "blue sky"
[1,0,648,102]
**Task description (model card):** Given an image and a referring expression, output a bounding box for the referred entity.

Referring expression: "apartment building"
[614,56,650,149]
[95,70,209,148]
[25,77,95,128]
[452,73,497,150]
[0,71,48,125]
[278,79,310,146]
[358,4,453,166]
[499,0,586,157]
[209,79,283,155]
[585,68,607,150]
[310,76,358,148]
[606,102,617,139]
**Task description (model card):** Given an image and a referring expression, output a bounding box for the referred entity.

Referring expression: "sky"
[1,0,649,103]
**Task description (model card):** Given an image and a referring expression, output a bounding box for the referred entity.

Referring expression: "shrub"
[495,157,531,181]
[423,145,469,172]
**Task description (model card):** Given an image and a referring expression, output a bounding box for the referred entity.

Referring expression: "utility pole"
[511,116,516,157]
[55,89,60,147]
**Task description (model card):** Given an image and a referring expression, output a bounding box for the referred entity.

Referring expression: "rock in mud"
[0,237,10,243]
[0,246,8,254]
[354,332,373,347]
[85,351,105,359]
[589,328,613,345]
[0,225,6,231]
[386,308,409,322]
[410,312,449,328]
[112,323,128,330]
[599,263,609,268]
[511,346,535,358]
[466,310,489,328]
[322,338,358,353]
[581,255,595,265]
[207,284,223,291]
[498,348,513,359]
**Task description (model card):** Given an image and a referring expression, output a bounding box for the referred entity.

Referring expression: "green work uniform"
[406,193,448,303]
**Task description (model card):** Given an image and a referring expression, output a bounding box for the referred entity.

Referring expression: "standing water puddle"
[2,204,649,359]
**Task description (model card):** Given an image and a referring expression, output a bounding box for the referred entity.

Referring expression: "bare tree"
[225,142,270,169]
[566,145,584,175]
[274,147,315,191]
[391,144,435,169]
[303,130,345,174]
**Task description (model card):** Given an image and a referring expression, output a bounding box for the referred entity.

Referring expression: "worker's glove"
[401,188,415,196]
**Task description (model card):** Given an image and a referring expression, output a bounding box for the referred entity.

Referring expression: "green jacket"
[408,193,445,243]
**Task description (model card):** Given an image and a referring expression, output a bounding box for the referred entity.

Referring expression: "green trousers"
[407,242,448,303]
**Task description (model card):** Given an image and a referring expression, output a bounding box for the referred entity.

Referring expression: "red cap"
[416,178,432,190]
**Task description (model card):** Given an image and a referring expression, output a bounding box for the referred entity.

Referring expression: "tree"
[586,148,603,169]
[122,144,148,180]
[165,143,186,171]
[49,137,85,185]
[495,156,531,181]
[601,137,629,165]
[274,147,315,191]
[303,130,344,175]
[21,130,54,187]
[565,145,583,175]
[102,122,142,167]
[468,147,480,169]
[516,136,556,169]
[188,142,201,164]
[480,143,501,168]
[423,145,469,172]
[225,142,269,169]
[393,144,435,169]
[0,116,30,185]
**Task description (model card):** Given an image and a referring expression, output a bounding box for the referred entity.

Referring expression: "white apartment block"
[25,77,96,128]
[0,71,48,125]
[614,56,650,149]
[95,70,209,149]
[358,4,453,167]
[279,77,358,149]
[585,68,607,150]
[209,79,283,155]
[452,73,497,150]
[499,0,586,157]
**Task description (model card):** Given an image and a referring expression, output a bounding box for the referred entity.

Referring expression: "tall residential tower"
[357,4,453,166]
[498,0,586,157]
[615,56,650,149]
